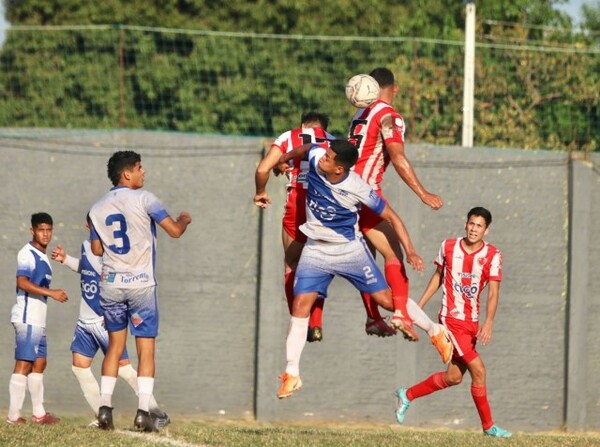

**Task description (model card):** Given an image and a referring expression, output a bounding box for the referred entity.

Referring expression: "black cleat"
[150,410,171,430]
[134,409,157,432]
[307,326,323,342]
[97,406,114,430]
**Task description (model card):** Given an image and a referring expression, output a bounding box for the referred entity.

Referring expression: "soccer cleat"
[391,311,419,342]
[431,325,453,364]
[277,373,302,399]
[150,410,171,430]
[365,317,396,337]
[97,405,114,430]
[484,424,512,438]
[134,409,157,432]
[394,387,411,424]
[307,326,323,342]
[6,416,26,424]
[31,412,60,425]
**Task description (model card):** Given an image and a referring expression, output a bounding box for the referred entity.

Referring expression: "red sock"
[309,299,324,328]
[471,384,494,430]
[284,268,295,314]
[360,292,383,320]
[385,259,409,315]
[406,372,449,401]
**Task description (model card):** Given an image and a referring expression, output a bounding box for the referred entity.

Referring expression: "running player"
[51,214,169,430]
[276,139,425,398]
[254,112,395,342]
[89,151,191,432]
[7,212,67,425]
[394,207,512,438]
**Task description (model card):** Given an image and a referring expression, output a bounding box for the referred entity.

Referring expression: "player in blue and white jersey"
[52,214,169,429]
[7,212,68,425]
[89,151,191,431]
[276,140,425,399]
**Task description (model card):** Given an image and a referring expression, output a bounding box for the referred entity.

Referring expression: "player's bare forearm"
[17,276,68,302]
[255,145,281,195]
[418,268,442,308]
[278,143,311,165]
[388,143,443,210]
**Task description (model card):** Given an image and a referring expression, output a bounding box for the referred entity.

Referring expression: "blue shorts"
[100,285,159,337]
[294,237,388,297]
[71,321,129,361]
[13,323,47,362]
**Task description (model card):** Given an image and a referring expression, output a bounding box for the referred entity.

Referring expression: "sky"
[555,0,589,25]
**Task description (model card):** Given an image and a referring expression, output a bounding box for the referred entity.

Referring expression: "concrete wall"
[0,129,597,433]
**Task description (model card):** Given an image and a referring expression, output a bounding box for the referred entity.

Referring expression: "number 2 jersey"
[436,238,503,322]
[300,145,385,243]
[89,186,170,289]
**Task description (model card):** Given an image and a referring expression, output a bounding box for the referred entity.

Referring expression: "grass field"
[1,417,600,447]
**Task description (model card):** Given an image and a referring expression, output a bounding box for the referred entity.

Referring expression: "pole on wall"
[462,0,475,147]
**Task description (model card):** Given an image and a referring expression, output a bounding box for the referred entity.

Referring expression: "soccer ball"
[345,74,380,108]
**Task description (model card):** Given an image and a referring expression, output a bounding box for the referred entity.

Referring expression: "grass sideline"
[1,417,600,447]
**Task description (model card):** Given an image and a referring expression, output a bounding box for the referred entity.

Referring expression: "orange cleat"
[277,373,302,399]
[431,324,453,364]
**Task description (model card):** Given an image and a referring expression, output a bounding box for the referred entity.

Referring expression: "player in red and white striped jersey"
[347,67,443,341]
[394,207,512,438]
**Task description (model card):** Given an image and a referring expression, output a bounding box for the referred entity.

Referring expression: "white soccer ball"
[345,74,380,108]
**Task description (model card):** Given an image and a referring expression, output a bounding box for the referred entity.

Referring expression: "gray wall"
[0,130,597,433]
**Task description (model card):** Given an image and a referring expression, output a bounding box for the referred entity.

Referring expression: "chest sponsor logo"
[453,281,479,300]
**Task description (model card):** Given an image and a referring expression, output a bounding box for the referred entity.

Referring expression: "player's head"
[467,206,492,227]
[369,67,395,88]
[329,139,358,171]
[301,112,330,130]
[107,150,142,186]
[30,212,53,249]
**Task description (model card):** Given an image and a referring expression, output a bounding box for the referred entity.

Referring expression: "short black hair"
[107,151,141,186]
[301,111,330,130]
[31,212,53,227]
[369,67,395,88]
[330,139,358,171]
[467,206,492,226]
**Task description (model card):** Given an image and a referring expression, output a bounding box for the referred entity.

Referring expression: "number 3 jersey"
[436,238,502,322]
[90,186,170,289]
[300,145,385,243]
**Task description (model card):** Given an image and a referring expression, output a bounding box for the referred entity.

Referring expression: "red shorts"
[441,316,479,364]
[358,191,388,233]
[282,187,307,244]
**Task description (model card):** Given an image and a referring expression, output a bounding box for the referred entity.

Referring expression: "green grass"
[1,417,600,447]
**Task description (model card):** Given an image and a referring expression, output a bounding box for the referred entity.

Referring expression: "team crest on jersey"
[394,117,405,132]
[131,313,143,328]
[478,257,486,266]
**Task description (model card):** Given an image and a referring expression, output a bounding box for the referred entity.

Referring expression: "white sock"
[8,374,27,421]
[100,376,117,407]
[27,372,45,417]
[72,366,101,416]
[407,299,439,335]
[118,364,160,411]
[285,316,309,377]
[137,377,154,412]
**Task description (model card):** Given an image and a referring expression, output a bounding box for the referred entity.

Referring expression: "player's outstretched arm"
[387,141,443,210]
[51,244,81,273]
[254,145,282,208]
[379,204,424,272]
[159,212,192,238]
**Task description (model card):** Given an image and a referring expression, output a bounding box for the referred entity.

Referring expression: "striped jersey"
[436,238,503,322]
[90,186,170,289]
[272,127,334,190]
[300,145,385,243]
[11,242,53,327]
[348,99,406,190]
